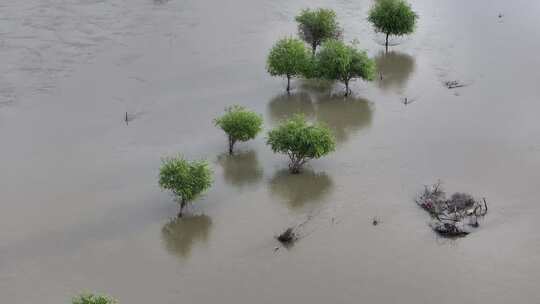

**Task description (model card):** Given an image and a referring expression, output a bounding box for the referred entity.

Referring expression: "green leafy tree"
[267,37,311,93]
[299,56,320,79]
[367,0,418,51]
[295,8,342,55]
[267,115,335,174]
[72,293,117,304]
[316,40,376,96]
[159,156,213,217]
[214,105,263,154]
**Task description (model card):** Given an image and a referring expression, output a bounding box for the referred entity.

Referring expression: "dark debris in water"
[416,182,488,237]
[444,80,468,89]
[276,227,297,245]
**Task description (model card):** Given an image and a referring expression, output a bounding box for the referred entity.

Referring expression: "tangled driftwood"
[416,182,488,237]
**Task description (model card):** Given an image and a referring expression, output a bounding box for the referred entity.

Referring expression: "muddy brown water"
[1,0,540,303]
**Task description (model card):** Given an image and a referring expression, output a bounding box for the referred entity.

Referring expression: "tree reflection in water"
[374,51,415,92]
[161,215,212,258]
[270,169,333,212]
[268,88,373,144]
[216,150,263,189]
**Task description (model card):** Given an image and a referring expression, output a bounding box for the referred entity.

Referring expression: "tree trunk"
[312,42,317,56]
[385,33,389,52]
[286,75,291,94]
[290,164,301,174]
[228,136,235,155]
[289,158,303,174]
[344,80,350,96]
[178,199,187,218]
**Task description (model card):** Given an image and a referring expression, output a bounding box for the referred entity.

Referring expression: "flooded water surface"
[1,0,540,303]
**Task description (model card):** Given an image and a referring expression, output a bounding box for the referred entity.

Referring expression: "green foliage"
[295,8,342,54]
[214,105,263,154]
[267,115,335,173]
[267,37,311,92]
[299,56,320,79]
[72,293,117,304]
[368,0,417,48]
[316,40,376,95]
[159,156,212,213]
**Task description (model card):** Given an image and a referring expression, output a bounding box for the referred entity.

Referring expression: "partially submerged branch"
[276,212,319,247]
[444,80,469,89]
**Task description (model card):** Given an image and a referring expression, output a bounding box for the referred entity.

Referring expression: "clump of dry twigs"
[416,182,488,237]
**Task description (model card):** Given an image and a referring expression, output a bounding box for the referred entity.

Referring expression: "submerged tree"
[72,293,118,304]
[267,37,311,93]
[159,156,213,217]
[214,105,263,154]
[267,115,335,174]
[295,8,342,55]
[367,0,418,51]
[316,40,376,96]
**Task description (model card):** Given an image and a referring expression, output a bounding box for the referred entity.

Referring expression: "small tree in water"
[267,115,335,174]
[159,156,213,217]
[214,105,263,154]
[316,40,376,96]
[267,37,311,93]
[368,0,418,52]
[295,8,342,55]
[72,293,118,304]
